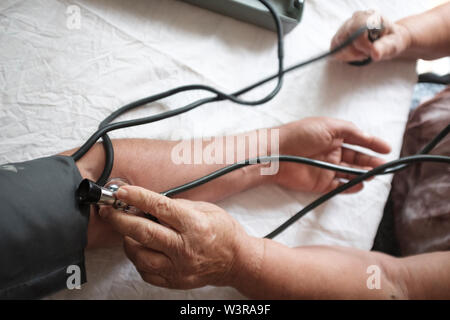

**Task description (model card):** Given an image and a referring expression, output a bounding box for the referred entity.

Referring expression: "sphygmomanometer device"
[71,0,449,239]
[182,0,304,33]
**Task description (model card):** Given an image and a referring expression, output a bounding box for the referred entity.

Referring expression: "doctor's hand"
[330,10,412,62]
[99,186,262,289]
[275,117,391,194]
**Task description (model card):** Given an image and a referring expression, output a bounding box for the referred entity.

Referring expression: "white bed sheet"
[0,0,426,299]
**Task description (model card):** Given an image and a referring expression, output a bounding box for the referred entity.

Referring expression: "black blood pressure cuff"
[0,156,90,299]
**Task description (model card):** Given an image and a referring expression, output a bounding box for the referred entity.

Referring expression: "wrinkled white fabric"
[0,0,426,299]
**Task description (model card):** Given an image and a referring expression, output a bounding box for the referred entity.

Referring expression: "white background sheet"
[0,0,426,299]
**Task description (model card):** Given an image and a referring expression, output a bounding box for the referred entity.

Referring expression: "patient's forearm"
[400,2,450,60]
[63,137,274,249]
[231,238,450,299]
[65,135,275,203]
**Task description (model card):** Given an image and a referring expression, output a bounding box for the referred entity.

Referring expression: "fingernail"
[117,188,128,198]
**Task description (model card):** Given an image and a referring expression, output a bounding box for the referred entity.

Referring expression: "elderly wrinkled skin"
[99,187,259,290]
[100,185,450,299]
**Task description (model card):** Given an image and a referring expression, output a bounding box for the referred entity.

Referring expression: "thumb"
[371,33,404,61]
[116,185,186,229]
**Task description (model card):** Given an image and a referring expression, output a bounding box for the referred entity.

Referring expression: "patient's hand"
[274,117,391,193]
[330,10,412,62]
[99,186,261,289]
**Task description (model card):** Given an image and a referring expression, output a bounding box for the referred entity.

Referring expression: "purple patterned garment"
[392,86,450,256]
